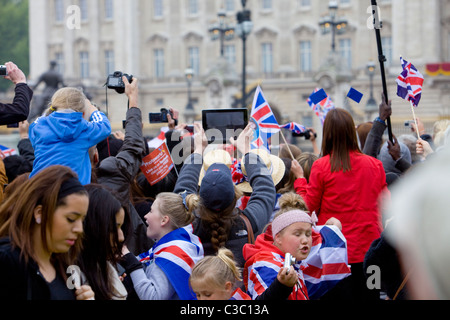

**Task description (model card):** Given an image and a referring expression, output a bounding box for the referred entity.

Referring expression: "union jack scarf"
[244,224,351,300]
[302,225,352,299]
[137,224,204,300]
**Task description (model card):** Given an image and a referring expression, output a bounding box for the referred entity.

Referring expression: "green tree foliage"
[0,0,29,92]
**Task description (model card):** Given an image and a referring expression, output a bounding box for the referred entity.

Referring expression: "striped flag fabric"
[302,225,352,300]
[229,288,252,300]
[396,57,424,107]
[280,122,307,135]
[137,224,204,300]
[307,88,335,125]
[250,86,280,151]
[147,127,169,149]
[0,145,17,159]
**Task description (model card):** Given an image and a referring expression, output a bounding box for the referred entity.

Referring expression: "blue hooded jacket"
[29,110,111,185]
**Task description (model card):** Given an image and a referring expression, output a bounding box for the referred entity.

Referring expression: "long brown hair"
[0,165,87,266]
[322,108,361,172]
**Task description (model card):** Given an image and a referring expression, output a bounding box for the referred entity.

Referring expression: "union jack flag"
[137,224,204,300]
[0,145,17,159]
[396,57,424,107]
[302,225,352,300]
[250,86,280,151]
[280,122,307,135]
[307,88,335,125]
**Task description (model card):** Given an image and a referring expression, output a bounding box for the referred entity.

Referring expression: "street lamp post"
[365,61,378,120]
[209,9,235,57]
[236,0,253,108]
[319,1,348,52]
[184,67,196,124]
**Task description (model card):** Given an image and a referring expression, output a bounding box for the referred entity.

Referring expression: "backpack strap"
[240,213,255,244]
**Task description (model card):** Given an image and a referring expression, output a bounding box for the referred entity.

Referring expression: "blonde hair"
[273,192,309,220]
[155,192,196,229]
[190,248,242,289]
[45,87,87,116]
[433,119,450,148]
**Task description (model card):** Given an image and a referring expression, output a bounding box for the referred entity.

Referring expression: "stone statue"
[28,61,66,122]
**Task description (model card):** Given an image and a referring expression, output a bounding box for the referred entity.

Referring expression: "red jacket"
[294,151,388,264]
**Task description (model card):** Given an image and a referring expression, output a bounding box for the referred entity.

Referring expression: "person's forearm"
[128,95,138,109]
[255,278,293,300]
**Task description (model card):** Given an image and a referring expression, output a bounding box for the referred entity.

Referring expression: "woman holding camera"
[292,108,388,300]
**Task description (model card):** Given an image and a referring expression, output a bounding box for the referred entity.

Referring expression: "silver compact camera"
[284,253,296,274]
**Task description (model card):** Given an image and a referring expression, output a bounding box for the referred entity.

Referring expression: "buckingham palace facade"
[28,0,450,145]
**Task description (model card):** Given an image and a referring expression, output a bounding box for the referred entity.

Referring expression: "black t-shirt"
[46,271,76,300]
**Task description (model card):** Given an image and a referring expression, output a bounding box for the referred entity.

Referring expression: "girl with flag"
[243,192,350,300]
[120,192,204,300]
[189,248,251,300]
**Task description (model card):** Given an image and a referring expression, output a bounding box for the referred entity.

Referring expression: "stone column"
[29,0,48,80]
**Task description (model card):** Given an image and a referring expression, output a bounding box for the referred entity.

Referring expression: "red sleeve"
[293,161,324,215]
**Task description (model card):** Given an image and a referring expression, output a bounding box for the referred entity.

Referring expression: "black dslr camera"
[294,129,317,140]
[0,65,7,76]
[149,108,177,124]
[106,71,133,94]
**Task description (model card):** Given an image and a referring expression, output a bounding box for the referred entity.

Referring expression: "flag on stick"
[250,86,280,151]
[140,141,175,186]
[307,88,335,125]
[396,56,424,107]
[280,122,307,135]
[347,87,364,103]
[396,56,425,138]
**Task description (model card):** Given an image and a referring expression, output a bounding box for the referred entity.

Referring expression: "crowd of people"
[0,61,449,301]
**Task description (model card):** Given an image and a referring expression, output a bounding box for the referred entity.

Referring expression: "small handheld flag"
[307,88,335,125]
[0,145,17,159]
[280,122,307,135]
[396,56,425,138]
[309,89,328,105]
[140,141,175,185]
[347,87,364,103]
[396,56,424,107]
[250,86,280,151]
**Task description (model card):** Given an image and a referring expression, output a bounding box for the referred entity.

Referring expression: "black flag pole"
[371,0,393,143]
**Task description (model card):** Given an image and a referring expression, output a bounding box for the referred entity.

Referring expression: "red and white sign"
[140,141,174,186]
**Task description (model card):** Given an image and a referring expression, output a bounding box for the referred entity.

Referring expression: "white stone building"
[28,0,450,147]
